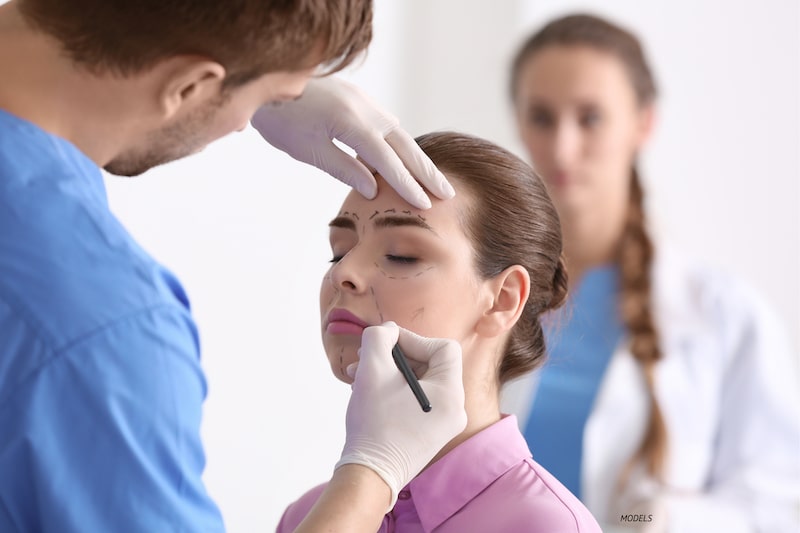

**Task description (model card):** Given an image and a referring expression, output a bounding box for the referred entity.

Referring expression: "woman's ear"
[635,103,656,147]
[475,265,530,338]
[151,56,227,120]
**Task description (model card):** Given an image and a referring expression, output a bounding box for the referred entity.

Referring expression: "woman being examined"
[277,131,602,532]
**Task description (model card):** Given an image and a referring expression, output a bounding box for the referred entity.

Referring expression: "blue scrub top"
[0,110,225,531]
[523,266,624,499]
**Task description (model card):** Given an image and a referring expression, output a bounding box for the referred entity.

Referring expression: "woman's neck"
[427,357,502,465]
[560,206,625,285]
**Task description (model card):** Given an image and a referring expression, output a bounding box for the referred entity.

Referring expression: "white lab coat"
[501,246,800,533]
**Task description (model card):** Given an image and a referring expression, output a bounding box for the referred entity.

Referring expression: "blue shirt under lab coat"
[0,109,225,531]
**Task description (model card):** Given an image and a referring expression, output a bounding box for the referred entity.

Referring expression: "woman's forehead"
[341,174,466,218]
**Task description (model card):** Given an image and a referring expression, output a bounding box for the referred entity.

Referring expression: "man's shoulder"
[0,198,188,351]
[0,144,188,351]
[0,114,197,398]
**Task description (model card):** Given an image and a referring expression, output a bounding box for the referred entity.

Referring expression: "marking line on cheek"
[384,208,396,214]
[402,210,412,215]
[352,213,360,221]
[411,307,425,322]
[369,210,380,220]
[374,262,400,280]
[414,266,435,277]
[370,286,385,323]
[374,262,435,280]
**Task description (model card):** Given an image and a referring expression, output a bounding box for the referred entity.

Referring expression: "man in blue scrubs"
[0,1,467,532]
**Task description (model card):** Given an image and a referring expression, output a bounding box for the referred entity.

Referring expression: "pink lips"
[326,308,370,335]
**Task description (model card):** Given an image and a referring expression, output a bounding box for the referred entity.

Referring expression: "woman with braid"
[503,13,799,533]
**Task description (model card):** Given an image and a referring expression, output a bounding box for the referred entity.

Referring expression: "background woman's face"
[319,177,487,383]
[514,45,650,221]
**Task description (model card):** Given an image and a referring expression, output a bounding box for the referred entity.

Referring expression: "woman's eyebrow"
[329,214,439,237]
[374,215,439,236]
[328,216,356,230]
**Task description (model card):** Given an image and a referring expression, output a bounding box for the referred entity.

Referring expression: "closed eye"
[386,255,418,264]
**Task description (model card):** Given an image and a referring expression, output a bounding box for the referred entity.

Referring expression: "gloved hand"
[250,77,455,209]
[335,322,467,510]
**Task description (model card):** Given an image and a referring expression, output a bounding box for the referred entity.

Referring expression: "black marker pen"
[392,343,432,412]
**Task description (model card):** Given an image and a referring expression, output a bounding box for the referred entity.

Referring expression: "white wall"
[2,0,792,529]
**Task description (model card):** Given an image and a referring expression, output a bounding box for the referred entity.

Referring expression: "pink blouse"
[277,415,601,532]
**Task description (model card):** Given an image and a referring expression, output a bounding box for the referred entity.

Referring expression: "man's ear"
[475,265,530,338]
[151,56,226,119]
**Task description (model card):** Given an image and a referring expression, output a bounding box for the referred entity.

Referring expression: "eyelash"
[386,255,418,264]
[329,254,418,264]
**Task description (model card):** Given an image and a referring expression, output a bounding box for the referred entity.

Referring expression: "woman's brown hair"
[415,132,569,385]
[510,14,668,483]
[18,0,373,89]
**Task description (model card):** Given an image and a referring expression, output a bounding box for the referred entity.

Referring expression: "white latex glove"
[250,77,455,209]
[335,322,467,510]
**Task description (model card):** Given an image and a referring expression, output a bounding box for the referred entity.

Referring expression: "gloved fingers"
[385,129,455,201]
[355,322,401,384]
[350,132,433,209]
[396,327,460,366]
[312,141,378,199]
[422,338,464,386]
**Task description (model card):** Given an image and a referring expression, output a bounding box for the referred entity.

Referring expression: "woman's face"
[319,177,488,383]
[514,45,652,220]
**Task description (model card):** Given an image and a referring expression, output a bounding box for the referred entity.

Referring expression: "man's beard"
[104,98,222,176]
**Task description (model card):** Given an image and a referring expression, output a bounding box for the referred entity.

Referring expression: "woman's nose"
[328,251,367,293]
[553,122,581,168]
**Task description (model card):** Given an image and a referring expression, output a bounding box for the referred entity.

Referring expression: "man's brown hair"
[18,0,373,88]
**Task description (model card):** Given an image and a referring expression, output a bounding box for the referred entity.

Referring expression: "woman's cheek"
[368,274,439,332]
